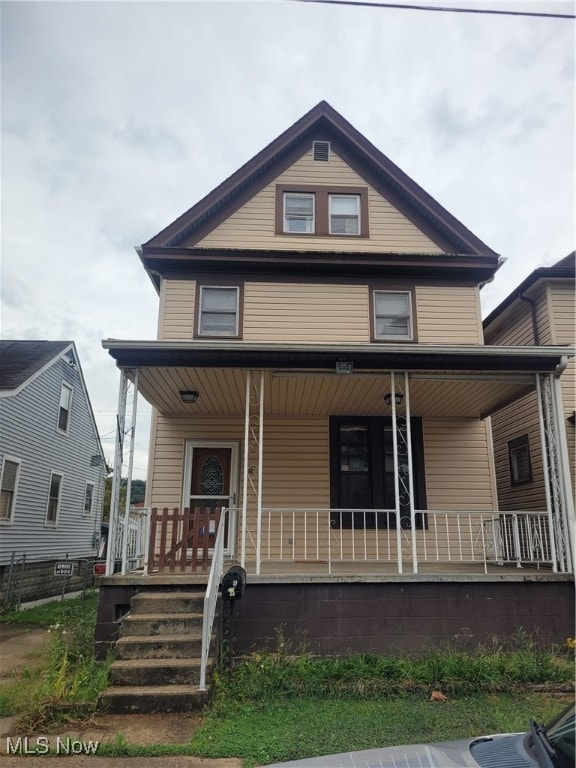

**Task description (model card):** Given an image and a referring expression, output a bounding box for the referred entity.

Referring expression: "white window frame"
[46,471,63,527]
[57,382,73,434]
[329,194,360,236]
[373,290,413,340]
[83,482,95,516]
[0,456,21,525]
[283,192,315,234]
[199,285,240,337]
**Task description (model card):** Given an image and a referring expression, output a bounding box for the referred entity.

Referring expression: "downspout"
[518,292,540,345]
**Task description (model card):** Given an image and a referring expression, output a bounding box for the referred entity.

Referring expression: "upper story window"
[58,382,73,433]
[276,185,369,238]
[46,471,63,526]
[329,194,360,235]
[373,290,414,341]
[508,434,532,485]
[198,285,241,338]
[284,193,315,233]
[0,457,20,524]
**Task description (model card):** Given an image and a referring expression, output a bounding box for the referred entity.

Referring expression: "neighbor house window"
[58,382,73,433]
[46,472,63,525]
[284,193,315,233]
[0,457,20,524]
[83,482,95,516]
[329,194,360,235]
[198,286,240,337]
[373,291,413,340]
[508,435,532,484]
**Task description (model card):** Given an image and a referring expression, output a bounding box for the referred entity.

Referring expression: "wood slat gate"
[148,506,222,573]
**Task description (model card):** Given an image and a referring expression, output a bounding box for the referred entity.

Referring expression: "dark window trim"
[508,434,533,485]
[194,281,244,339]
[369,285,418,343]
[275,185,369,238]
[329,416,427,529]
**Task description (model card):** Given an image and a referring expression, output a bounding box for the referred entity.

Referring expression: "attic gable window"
[57,382,73,433]
[284,193,315,233]
[329,194,360,235]
[197,285,242,338]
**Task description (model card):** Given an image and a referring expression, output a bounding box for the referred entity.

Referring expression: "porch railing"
[240,508,557,574]
[114,507,150,574]
[147,506,221,573]
[200,507,228,691]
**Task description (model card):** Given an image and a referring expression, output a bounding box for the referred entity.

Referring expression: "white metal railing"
[200,507,228,691]
[239,508,557,575]
[115,507,150,574]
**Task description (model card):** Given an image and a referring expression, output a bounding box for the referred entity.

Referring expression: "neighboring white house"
[0,340,106,605]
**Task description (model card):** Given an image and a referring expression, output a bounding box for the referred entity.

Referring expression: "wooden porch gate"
[148,506,221,573]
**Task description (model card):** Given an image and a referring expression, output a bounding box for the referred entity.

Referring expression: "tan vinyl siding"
[549,283,575,345]
[490,391,547,511]
[484,285,549,346]
[244,283,369,342]
[195,151,443,254]
[160,280,196,340]
[416,285,483,344]
[423,420,496,510]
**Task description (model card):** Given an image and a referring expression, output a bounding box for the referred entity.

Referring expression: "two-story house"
[0,341,106,605]
[97,103,574,710]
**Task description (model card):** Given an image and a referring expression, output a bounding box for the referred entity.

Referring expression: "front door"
[183,442,239,554]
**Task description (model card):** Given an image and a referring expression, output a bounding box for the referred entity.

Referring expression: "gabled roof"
[484,251,575,328]
[0,340,72,391]
[142,101,499,261]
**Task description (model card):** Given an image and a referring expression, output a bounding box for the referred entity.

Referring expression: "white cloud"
[2,0,574,480]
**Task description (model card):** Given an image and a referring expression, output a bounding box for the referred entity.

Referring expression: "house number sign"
[54,561,74,576]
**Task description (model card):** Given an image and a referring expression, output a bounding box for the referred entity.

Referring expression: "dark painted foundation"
[228,579,575,655]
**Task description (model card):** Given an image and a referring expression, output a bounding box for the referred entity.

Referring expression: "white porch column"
[551,372,575,572]
[120,369,139,575]
[241,370,264,572]
[106,369,128,576]
[390,371,403,574]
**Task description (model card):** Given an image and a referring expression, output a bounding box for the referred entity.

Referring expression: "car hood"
[261,733,528,768]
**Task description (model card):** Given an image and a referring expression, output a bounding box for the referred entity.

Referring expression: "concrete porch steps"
[100,588,217,714]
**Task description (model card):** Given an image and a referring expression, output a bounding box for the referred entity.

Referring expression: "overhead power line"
[290,0,576,19]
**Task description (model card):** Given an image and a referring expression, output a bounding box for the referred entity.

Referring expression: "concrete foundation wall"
[0,559,95,608]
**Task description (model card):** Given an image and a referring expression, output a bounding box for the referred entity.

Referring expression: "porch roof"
[102,340,573,419]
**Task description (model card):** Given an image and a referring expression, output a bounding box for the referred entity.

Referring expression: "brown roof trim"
[143,101,499,259]
[483,251,575,329]
[102,340,572,375]
[140,246,500,291]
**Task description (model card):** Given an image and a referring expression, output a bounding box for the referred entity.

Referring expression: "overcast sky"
[2,0,574,481]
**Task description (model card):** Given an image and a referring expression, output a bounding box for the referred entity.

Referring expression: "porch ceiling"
[133,366,535,419]
[103,340,572,420]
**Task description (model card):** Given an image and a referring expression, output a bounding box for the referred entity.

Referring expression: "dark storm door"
[330,417,426,529]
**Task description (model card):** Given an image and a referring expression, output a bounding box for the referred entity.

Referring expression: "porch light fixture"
[180,390,199,404]
[384,392,403,406]
[335,361,353,375]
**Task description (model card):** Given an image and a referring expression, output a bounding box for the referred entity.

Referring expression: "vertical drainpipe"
[518,292,540,345]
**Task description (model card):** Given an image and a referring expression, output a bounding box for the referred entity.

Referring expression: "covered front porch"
[102,340,575,581]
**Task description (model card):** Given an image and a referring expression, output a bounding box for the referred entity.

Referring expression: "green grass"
[0,590,112,731]
[188,693,573,767]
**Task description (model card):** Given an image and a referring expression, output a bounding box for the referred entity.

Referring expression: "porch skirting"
[225,576,574,655]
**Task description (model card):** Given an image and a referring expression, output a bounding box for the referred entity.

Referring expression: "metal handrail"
[199,507,228,691]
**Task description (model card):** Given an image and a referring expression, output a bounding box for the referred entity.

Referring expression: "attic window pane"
[199,287,239,336]
[329,195,360,235]
[284,193,314,233]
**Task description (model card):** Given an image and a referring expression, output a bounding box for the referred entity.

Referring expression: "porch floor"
[97,559,571,587]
